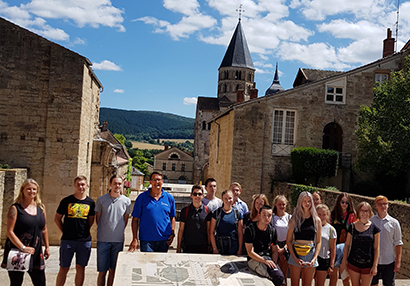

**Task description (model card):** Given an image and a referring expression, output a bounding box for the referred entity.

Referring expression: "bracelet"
[329,266,333,269]
[20,246,25,252]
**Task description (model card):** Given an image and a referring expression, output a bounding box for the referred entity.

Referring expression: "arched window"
[322,122,343,152]
[235,70,241,80]
[178,176,187,184]
[170,154,179,159]
[223,84,227,92]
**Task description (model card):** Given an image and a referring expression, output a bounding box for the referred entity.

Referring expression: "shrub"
[291,184,318,207]
[291,147,339,186]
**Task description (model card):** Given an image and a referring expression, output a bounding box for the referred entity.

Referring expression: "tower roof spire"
[265,62,284,95]
[219,19,254,69]
[236,4,244,21]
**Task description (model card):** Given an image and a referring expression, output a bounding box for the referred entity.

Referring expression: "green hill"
[99,107,195,139]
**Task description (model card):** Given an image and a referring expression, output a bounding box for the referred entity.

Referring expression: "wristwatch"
[20,246,25,252]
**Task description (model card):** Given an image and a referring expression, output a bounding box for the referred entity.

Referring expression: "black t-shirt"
[180,203,210,246]
[347,223,380,269]
[56,194,95,241]
[244,223,277,258]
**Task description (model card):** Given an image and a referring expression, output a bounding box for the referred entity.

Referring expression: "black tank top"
[2,204,46,270]
[294,216,315,241]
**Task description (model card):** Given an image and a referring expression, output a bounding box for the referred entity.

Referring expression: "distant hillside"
[99,108,195,139]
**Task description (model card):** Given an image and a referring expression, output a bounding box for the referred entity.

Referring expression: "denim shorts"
[97,242,124,272]
[140,240,169,252]
[288,243,318,267]
[59,240,91,268]
[334,243,345,267]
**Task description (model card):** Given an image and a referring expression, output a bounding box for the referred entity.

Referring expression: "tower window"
[162,162,166,170]
[235,70,242,80]
[202,121,206,130]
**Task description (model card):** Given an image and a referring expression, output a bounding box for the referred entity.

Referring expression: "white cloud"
[114,89,124,93]
[183,97,197,105]
[25,0,125,31]
[73,37,85,45]
[277,42,352,70]
[92,60,122,71]
[164,0,200,16]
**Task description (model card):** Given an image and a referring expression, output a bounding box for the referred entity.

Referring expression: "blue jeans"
[335,243,345,268]
[140,240,169,252]
[97,241,124,272]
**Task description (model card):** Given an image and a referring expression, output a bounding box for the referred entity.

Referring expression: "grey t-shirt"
[202,196,222,212]
[95,193,131,242]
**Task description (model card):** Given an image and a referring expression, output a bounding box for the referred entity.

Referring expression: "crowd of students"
[1,173,403,286]
[178,179,403,286]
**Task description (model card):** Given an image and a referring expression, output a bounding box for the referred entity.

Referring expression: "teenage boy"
[371,196,403,286]
[95,175,131,286]
[201,178,222,212]
[129,172,176,252]
[55,176,95,286]
[245,205,285,286]
[177,185,210,253]
[230,182,249,216]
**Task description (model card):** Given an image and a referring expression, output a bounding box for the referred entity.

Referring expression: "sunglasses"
[341,201,349,205]
[192,192,203,197]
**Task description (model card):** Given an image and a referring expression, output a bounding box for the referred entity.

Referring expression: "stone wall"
[208,110,234,196]
[0,169,27,244]
[0,17,101,245]
[270,182,410,278]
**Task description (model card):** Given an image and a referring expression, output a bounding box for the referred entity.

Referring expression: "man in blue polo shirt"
[128,172,176,252]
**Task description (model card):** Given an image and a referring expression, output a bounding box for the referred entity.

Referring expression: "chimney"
[100,121,108,132]
[383,28,395,58]
[236,90,244,103]
[250,88,258,100]
[164,144,169,151]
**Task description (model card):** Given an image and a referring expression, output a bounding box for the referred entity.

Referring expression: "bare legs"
[97,269,116,286]
[290,265,316,286]
[55,265,85,286]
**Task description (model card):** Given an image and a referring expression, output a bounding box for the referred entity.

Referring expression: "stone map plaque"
[114,252,273,285]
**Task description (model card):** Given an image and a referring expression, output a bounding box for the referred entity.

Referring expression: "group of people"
[1,172,403,286]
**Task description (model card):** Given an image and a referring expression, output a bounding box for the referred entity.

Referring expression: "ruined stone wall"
[208,111,234,197]
[0,169,27,244]
[0,18,101,244]
[271,182,410,279]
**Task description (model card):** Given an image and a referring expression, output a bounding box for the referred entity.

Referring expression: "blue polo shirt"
[132,189,176,241]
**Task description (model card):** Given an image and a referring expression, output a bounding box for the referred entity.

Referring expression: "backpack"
[214,207,240,236]
[184,204,209,219]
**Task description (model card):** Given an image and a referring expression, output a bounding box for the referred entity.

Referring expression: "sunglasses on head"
[341,201,349,205]
[192,192,203,197]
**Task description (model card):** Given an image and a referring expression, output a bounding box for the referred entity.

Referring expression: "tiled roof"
[293,68,344,87]
[197,97,219,111]
[219,20,254,69]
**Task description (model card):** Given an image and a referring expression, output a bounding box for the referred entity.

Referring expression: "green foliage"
[114,134,125,145]
[291,147,339,186]
[324,186,339,192]
[100,108,194,139]
[124,140,133,149]
[0,164,10,169]
[132,150,149,176]
[356,55,410,177]
[291,184,318,207]
[124,159,132,197]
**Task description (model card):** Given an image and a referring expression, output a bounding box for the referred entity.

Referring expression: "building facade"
[154,147,194,184]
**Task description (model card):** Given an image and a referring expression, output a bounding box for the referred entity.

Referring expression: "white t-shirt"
[319,223,337,259]
[272,212,291,242]
[202,196,222,213]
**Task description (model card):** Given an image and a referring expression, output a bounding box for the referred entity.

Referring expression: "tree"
[114,133,126,145]
[356,56,410,198]
[132,150,149,176]
[291,147,339,187]
[356,56,410,176]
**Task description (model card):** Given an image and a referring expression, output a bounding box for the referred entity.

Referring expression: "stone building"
[0,17,105,244]
[194,19,258,183]
[154,146,194,184]
[207,30,410,205]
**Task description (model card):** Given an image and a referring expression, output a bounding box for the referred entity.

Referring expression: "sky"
[1,1,410,119]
